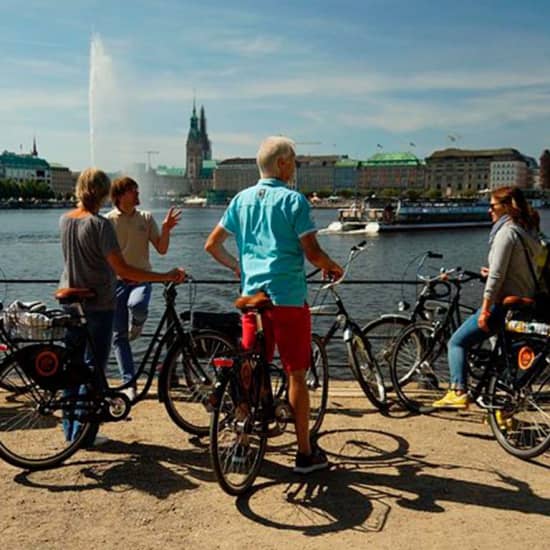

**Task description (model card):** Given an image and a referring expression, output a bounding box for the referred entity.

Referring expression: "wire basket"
[2,306,69,341]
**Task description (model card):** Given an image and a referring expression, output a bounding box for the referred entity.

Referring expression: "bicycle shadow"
[234,427,550,536]
[13,439,214,499]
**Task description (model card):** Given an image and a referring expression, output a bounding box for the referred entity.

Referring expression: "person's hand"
[478,310,491,332]
[480,266,489,279]
[167,268,186,283]
[323,264,344,282]
[162,207,182,232]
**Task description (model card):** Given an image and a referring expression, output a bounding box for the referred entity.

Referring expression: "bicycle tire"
[487,359,550,459]
[390,321,449,413]
[308,333,329,434]
[347,327,387,411]
[361,315,410,391]
[161,330,235,436]
[0,351,93,470]
[210,374,267,496]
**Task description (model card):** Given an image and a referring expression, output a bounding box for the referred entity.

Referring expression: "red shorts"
[241,304,311,373]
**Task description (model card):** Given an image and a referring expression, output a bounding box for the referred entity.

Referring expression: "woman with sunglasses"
[433,186,541,409]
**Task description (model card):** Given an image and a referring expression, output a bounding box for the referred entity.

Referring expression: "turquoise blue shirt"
[220,178,316,306]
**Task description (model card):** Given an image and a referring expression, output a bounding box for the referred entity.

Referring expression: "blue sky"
[1,0,549,171]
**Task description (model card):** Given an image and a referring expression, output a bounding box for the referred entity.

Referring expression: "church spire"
[31,135,38,157]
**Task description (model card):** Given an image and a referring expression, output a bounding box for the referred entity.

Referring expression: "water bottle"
[505,320,550,336]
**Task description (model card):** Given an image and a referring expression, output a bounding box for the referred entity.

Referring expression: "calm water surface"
[3,206,550,324]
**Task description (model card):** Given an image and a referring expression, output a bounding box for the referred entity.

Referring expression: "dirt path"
[2,382,549,550]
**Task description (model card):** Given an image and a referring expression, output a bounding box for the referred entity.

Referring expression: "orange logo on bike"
[517,346,535,370]
[35,350,60,377]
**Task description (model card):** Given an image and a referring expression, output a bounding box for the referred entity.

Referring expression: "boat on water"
[320,199,492,234]
[182,196,207,208]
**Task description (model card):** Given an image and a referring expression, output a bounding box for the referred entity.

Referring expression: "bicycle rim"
[210,376,267,496]
[162,330,234,436]
[488,364,550,459]
[308,333,329,434]
[361,316,410,392]
[348,331,387,410]
[391,322,449,413]
[0,357,92,470]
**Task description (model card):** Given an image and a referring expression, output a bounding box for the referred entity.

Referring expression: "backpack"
[516,232,550,321]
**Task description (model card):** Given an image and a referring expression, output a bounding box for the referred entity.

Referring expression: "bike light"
[213,357,234,368]
[0,344,8,352]
[518,346,535,370]
[398,300,410,312]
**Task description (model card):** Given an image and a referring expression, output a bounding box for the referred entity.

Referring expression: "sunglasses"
[488,202,502,211]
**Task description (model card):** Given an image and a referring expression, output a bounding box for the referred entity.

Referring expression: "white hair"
[256,136,296,177]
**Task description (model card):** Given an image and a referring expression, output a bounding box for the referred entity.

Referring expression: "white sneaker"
[121,387,136,402]
[129,323,143,341]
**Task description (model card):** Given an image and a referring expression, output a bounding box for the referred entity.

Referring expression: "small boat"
[182,196,207,208]
[320,199,492,234]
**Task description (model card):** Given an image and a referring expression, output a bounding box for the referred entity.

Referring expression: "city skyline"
[1,0,549,172]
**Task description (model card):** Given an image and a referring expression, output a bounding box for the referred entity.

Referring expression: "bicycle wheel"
[347,328,387,410]
[487,359,550,459]
[390,321,449,413]
[308,333,329,434]
[361,315,410,391]
[162,330,235,436]
[0,351,93,470]
[210,375,267,495]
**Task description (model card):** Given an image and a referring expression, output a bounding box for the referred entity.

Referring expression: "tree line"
[0,180,55,200]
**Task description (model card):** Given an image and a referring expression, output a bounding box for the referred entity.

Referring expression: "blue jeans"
[112,281,152,384]
[63,309,114,444]
[447,305,504,390]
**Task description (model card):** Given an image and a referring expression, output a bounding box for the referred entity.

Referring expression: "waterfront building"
[425,148,528,196]
[0,149,51,186]
[357,152,425,195]
[489,160,529,189]
[333,159,360,194]
[295,155,342,194]
[50,163,77,197]
[213,158,259,193]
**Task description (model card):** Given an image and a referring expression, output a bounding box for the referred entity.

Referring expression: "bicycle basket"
[2,301,69,341]
[180,310,241,342]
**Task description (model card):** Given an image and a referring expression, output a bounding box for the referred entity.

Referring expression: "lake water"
[3,206,550,321]
[3,206,549,377]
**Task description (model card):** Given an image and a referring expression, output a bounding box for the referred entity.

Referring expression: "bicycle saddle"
[54,287,96,304]
[234,291,273,312]
[502,296,535,310]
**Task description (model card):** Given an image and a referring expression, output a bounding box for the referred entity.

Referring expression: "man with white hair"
[205,136,343,474]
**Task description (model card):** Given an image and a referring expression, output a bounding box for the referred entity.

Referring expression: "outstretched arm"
[152,207,182,255]
[204,225,240,278]
[106,249,185,283]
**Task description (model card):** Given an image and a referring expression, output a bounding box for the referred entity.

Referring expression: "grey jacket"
[484,221,542,302]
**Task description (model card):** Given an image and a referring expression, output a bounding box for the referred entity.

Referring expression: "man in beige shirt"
[107,177,181,399]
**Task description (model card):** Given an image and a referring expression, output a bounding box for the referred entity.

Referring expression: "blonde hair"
[75,168,111,212]
[256,136,296,177]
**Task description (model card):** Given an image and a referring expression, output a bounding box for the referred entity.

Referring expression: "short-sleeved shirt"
[59,213,121,311]
[220,178,316,306]
[106,208,160,270]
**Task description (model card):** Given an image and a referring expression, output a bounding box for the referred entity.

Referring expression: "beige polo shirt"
[106,208,160,270]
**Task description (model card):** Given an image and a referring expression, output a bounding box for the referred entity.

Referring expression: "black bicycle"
[0,281,234,469]
[389,267,482,413]
[361,250,478,392]
[209,292,329,495]
[310,241,387,410]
